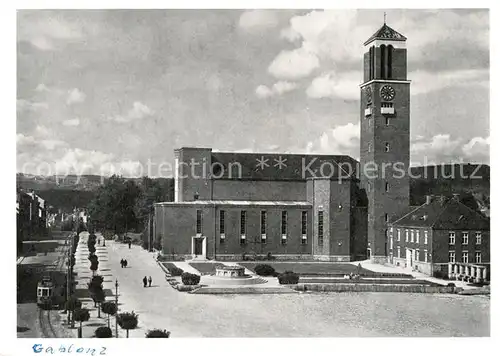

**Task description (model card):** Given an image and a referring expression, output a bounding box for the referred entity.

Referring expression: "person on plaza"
[128,241,131,249]
[97,238,100,245]
[148,276,152,287]
[124,259,128,268]
[120,259,124,268]
[143,276,148,288]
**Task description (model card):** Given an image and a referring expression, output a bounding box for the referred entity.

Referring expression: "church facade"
[154,23,412,263]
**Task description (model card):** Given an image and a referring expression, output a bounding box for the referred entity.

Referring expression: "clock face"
[365,86,372,102]
[380,85,396,101]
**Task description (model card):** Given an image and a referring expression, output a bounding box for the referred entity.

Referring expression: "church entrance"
[194,238,203,255]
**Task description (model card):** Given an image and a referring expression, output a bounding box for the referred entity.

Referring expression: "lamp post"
[115,279,119,338]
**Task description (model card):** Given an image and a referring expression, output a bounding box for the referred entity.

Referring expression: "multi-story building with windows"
[388,194,490,276]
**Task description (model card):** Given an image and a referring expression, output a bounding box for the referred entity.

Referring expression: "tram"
[37,273,66,309]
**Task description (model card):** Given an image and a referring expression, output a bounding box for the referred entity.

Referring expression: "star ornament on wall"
[274,156,287,169]
[255,156,270,170]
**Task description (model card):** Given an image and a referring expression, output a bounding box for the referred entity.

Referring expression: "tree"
[88,176,141,234]
[65,296,82,328]
[95,326,112,338]
[91,288,106,317]
[88,244,96,254]
[73,308,90,338]
[117,311,139,338]
[101,302,118,329]
[90,260,99,276]
[145,329,171,338]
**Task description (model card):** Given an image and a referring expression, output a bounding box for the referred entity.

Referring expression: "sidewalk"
[68,232,125,338]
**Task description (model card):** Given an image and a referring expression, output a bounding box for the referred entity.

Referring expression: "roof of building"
[209,151,358,181]
[156,200,312,207]
[390,196,490,230]
[364,23,407,45]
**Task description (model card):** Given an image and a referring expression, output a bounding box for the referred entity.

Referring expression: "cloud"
[35,83,51,92]
[62,118,81,127]
[108,101,154,123]
[53,148,115,175]
[17,99,49,112]
[268,47,320,80]
[39,139,68,150]
[255,81,298,98]
[66,88,86,105]
[411,69,488,95]
[306,71,361,100]
[462,136,490,162]
[17,11,99,51]
[411,134,490,165]
[34,125,51,137]
[239,10,280,33]
[306,123,360,159]
[16,133,37,146]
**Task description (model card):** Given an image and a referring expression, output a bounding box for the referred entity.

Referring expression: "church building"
[153,22,412,263]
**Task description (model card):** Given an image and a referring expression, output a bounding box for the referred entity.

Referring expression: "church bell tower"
[359,22,410,263]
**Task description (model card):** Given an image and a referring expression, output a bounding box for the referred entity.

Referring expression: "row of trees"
[66,231,170,338]
[87,176,173,236]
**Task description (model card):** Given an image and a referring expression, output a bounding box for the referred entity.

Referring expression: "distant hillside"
[409,164,489,208]
[17,164,489,214]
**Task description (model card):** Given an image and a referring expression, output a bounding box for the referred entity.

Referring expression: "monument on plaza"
[200,265,267,286]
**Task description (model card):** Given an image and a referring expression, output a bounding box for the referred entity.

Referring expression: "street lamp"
[115,279,119,338]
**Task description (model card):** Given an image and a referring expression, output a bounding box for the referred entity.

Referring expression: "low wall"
[292,283,455,294]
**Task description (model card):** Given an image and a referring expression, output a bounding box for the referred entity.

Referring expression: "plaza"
[69,232,489,337]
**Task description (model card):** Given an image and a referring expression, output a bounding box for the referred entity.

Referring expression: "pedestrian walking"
[124,259,128,268]
[128,241,131,249]
[120,259,124,268]
[148,276,152,287]
[143,276,147,288]
[97,239,100,245]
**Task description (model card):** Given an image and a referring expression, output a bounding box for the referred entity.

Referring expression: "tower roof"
[364,23,407,46]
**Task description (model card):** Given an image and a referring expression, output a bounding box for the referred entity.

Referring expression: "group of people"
[120,259,128,268]
[143,276,153,287]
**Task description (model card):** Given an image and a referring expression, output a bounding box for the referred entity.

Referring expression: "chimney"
[452,193,460,202]
[425,195,433,205]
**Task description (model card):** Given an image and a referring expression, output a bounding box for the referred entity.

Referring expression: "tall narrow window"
[461,251,469,263]
[385,182,389,192]
[196,210,203,235]
[397,229,401,241]
[449,231,456,245]
[318,211,324,246]
[368,143,372,152]
[281,211,288,236]
[380,45,386,79]
[385,142,390,152]
[385,117,390,126]
[260,211,267,242]
[240,211,246,236]
[301,211,308,244]
[369,46,375,80]
[475,252,482,263]
[385,213,389,223]
[387,45,393,79]
[476,232,482,245]
[219,210,225,241]
[449,251,455,263]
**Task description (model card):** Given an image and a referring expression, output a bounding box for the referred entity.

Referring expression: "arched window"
[385,142,390,152]
[387,45,394,79]
[380,45,386,79]
[369,46,375,80]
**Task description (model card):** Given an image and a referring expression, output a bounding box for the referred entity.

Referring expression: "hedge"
[254,264,276,277]
[278,271,299,285]
[181,272,200,285]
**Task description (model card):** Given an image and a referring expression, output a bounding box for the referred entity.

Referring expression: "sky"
[16,9,490,177]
